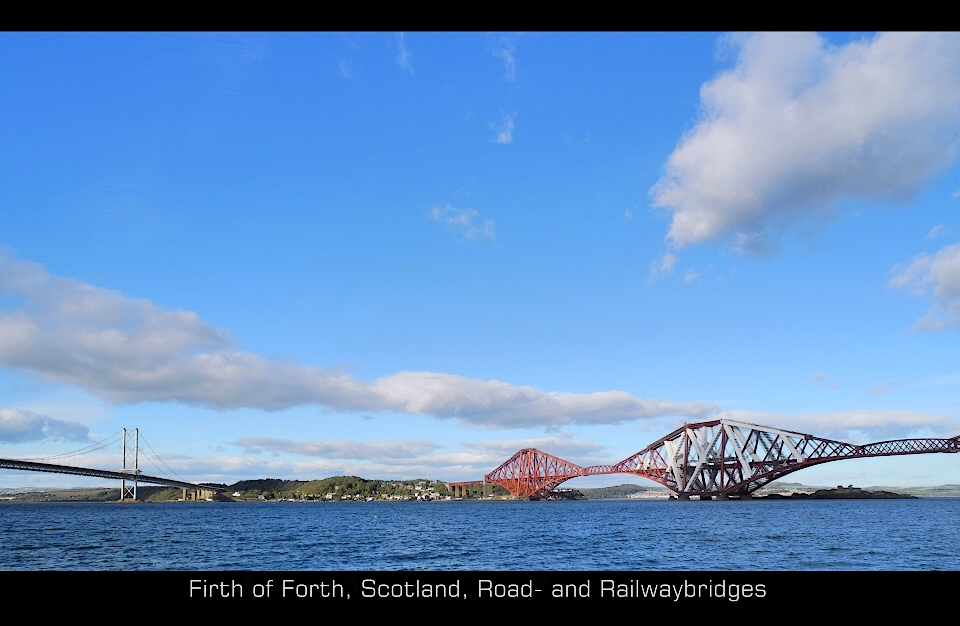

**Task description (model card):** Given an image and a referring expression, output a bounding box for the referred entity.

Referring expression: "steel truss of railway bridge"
[450,419,960,500]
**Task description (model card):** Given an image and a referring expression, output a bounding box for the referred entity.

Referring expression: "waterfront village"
[0,476,679,503]
[3,477,954,503]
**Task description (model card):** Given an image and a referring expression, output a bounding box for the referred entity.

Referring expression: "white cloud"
[718,408,956,442]
[429,204,496,240]
[889,242,960,330]
[338,59,352,80]
[236,434,606,466]
[234,437,439,460]
[652,32,960,250]
[22,413,957,484]
[867,380,904,395]
[491,42,516,81]
[683,269,700,283]
[161,454,294,477]
[217,434,610,481]
[916,371,960,388]
[0,250,715,428]
[368,371,714,428]
[925,224,946,240]
[396,32,413,74]
[810,371,838,389]
[491,112,515,144]
[464,435,606,464]
[0,407,88,443]
[646,253,676,285]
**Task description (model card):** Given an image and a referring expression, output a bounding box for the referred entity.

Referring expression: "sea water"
[1,498,957,570]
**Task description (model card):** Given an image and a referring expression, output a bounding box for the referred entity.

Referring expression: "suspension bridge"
[450,418,960,500]
[0,428,224,501]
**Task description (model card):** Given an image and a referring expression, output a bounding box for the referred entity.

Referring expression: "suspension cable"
[138,433,188,483]
[15,430,124,462]
[139,450,168,478]
[10,429,192,485]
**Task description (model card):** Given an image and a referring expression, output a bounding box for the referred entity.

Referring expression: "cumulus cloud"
[0,250,714,428]
[652,32,960,250]
[430,205,496,240]
[0,408,88,442]
[463,435,607,465]
[368,371,714,428]
[159,454,294,477]
[889,242,960,330]
[235,435,605,466]
[223,434,609,481]
[718,408,956,442]
[234,437,439,460]
[144,451,470,482]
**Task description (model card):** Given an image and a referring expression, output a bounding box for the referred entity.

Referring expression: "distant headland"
[2,478,958,503]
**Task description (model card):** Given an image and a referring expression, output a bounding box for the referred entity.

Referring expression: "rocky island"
[754,486,916,499]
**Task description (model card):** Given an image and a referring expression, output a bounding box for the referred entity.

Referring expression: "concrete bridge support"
[181,488,215,501]
[447,481,489,498]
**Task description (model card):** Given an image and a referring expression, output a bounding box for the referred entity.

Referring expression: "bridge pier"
[717,494,729,500]
[677,494,690,500]
[699,495,712,501]
[448,481,490,499]
[180,488,208,501]
[119,478,138,502]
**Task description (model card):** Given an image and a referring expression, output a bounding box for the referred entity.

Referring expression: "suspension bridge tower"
[119,428,141,501]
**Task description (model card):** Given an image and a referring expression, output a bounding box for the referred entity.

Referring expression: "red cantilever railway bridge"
[450,419,960,500]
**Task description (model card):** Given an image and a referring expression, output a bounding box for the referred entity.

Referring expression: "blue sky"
[2,32,960,489]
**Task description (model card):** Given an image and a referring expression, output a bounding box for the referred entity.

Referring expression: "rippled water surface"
[2,499,958,570]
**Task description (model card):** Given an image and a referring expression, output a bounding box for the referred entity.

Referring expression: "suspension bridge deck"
[0,457,224,492]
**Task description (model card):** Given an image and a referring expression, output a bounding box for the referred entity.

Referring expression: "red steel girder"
[484,449,588,499]
[478,422,960,499]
